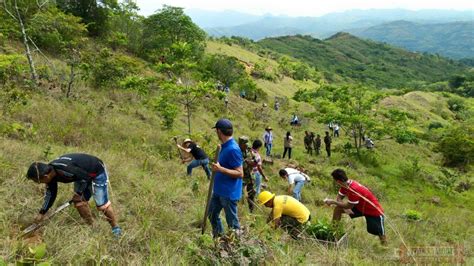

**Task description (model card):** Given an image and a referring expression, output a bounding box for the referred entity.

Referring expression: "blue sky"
[135,0,474,16]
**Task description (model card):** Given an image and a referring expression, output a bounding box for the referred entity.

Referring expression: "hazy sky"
[135,0,474,16]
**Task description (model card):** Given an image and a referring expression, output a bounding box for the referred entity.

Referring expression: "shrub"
[0,54,28,85]
[447,97,465,112]
[403,210,422,221]
[435,126,474,168]
[306,219,345,242]
[428,122,443,130]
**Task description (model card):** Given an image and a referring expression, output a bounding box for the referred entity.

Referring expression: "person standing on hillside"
[334,123,340,137]
[314,134,322,155]
[324,131,332,157]
[282,131,293,159]
[209,119,244,237]
[304,131,313,155]
[177,139,212,179]
[279,168,311,201]
[325,169,387,245]
[258,191,311,239]
[250,139,268,196]
[26,153,122,236]
[238,136,256,212]
[263,126,273,157]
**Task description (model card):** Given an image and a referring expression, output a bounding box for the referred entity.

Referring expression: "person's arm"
[257,164,267,181]
[287,183,294,195]
[212,163,243,179]
[177,144,191,153]
[36,182,58,222]
[327,199,354,209]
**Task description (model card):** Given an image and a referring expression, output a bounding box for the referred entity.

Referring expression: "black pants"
[283,147,292,159]
[326,146,331,157]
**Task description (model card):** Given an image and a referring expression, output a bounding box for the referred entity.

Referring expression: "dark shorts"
[349,207,385,236]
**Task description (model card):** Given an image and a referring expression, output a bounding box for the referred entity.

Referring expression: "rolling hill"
[348,20,474,59]
[257,33,467,88]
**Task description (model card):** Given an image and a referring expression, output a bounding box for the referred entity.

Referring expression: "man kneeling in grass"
[258,191,311,239]
[26,153,122,236]
[324,169,387,245]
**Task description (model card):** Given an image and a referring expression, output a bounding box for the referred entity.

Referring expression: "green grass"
[0,42,473,264]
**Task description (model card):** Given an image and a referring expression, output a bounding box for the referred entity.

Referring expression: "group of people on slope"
[25,118,385,245]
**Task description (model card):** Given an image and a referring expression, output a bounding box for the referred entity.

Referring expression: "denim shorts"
[74,170,109,207]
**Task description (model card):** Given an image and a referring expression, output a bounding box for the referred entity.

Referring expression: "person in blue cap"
[208,118,244,237]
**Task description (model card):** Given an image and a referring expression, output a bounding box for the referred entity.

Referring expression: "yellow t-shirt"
[272,195,310,224]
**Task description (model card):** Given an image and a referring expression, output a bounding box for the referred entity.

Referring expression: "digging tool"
[201,145,221,235]
[173,136,185,161]
[21,200,73,237]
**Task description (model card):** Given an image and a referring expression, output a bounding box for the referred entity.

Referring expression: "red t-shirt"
[338,180,384,216]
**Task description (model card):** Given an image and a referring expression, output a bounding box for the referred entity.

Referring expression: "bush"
[403,210,422,221]
[306,219,345,242]
[428,122,443,130]
[0,54,28,85]
[447,97,465,112]
[394,129,419,144]
[435,126,474,168]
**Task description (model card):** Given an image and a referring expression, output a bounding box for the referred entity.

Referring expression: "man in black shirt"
[26,153,122,236]
[324,131,332,157]
[177,139,211,179]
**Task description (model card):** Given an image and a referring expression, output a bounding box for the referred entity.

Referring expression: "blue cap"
[213,118,233,130]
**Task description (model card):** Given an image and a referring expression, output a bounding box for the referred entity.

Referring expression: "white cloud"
[134,0,474,16]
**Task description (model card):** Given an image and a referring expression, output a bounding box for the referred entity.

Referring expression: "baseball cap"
[212,119,233,130]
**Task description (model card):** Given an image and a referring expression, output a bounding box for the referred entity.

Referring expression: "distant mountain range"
[257,33,467,88]
[185,8,474,59]
[347,20,474,59]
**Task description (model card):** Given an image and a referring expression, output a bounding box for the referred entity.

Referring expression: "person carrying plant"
[324,169,387,245]
[258,191,311,239]
[177,139,211,179]
[208,119,244,238]
[279,168,311,201]
[26,153,122,236]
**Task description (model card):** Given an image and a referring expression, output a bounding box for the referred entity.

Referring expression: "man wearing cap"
[209,119,244,237]
[26,153,122,236]
[258,191,311,239]
[177,139,211,179]
[263,126,273,157]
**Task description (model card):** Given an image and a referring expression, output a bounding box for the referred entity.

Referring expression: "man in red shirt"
[324,169,387,245]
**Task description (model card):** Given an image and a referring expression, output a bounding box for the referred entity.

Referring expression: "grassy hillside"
[258,33,467,88]
[348,20,474,59]
[1,37,473,265]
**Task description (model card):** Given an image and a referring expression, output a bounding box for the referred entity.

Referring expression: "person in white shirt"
[279,168,311,201]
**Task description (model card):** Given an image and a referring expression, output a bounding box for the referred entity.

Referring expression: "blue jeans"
[293,181,305,201]
[253,172,263,196]
[73,171,109,207]
[265,143,272,156]
[187,158,211,179]
[208,194,240,237]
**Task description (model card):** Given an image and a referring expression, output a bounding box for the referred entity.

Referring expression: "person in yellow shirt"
[258,191,311,238]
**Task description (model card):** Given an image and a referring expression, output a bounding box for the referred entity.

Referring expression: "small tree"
[436,126,474,169]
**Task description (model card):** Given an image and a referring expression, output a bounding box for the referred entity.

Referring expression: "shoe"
[112,226,122,237]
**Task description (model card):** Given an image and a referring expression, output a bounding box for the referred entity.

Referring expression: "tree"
[436,126,474,169]
[56,0,118,37]
[141,5,206,64]
[161,77,218,134]
[202,54,246,86]
[1,0,45,87]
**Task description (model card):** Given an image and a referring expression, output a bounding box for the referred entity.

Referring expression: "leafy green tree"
[28,7,87,53]
[436,126,474,169]
[141,5,206,64]
[107,1,143,53]
[202,54,246,86]
[57,0,118,37]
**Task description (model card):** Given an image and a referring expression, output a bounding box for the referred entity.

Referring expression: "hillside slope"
[348,20,474,59]
[258,33,467,88]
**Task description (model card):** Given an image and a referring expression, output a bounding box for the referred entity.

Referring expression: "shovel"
[21,200,73,237]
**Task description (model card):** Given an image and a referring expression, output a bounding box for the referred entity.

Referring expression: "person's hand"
[264,176,269,182]
[34,213,45,223]
[211,162,222,172]
[324,198,335,206]
[181,160,186,164]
